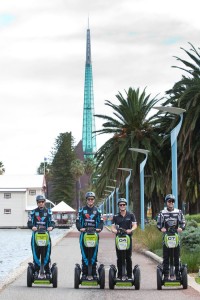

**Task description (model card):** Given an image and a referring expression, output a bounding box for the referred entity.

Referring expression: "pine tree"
[50,132,76,206]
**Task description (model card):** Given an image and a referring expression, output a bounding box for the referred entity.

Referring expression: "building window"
[4,193,11,199]
[29,190,36,196]
[4,209,11,214]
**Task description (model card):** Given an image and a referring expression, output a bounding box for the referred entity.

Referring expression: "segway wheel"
[109,268,115,290]
[99,267,105,289]
[157,268,162,290]
[182,267,188,289]
[27,266,33,287]
[52,265,58,288]
[134,267,140,290]
[74,266,80,289]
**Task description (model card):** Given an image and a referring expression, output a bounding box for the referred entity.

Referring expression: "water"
[0,228,69,284]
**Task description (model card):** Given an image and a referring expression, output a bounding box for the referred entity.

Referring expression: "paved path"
[0,228,199,300]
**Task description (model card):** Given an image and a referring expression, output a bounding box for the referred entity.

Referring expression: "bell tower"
[82,23,96,158]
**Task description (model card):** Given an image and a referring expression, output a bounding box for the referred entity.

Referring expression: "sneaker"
[46,273,51,280]
[117,276,122,280]
[34,271,39,279]
[128,277,132,280]
[81,275,87,280]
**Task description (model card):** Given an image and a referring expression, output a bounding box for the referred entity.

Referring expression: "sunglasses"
[119,203,126,207]
[38,201,45,203]
[167,200,174,203]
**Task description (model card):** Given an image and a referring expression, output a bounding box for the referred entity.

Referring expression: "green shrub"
[185,219,198,228]
[181,247,200,273]
[133,225,162,252]
[181,223,200,252]
[185,214,200,223]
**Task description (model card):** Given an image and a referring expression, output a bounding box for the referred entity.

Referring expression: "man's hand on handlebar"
[161,227,182,233]
[47,227,53,231]
[32,226,37,232]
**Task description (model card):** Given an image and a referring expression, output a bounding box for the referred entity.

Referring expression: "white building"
[0,175,54,228]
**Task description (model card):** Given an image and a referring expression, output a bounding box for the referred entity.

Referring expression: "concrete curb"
[0,227,74,291]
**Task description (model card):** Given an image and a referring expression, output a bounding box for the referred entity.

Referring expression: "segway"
[27,227,58,288]
[157,228,187,290]
[109,228,140,289]
[74,227,105,289]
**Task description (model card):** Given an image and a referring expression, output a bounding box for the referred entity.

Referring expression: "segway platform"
[27,262,58,287]
[74,263,105,289]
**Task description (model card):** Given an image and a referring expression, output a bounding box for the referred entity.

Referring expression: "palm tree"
[84,157,96,187]
[94,87,163,222]
[70,159,85,210]
[165,43,200,213]
[0,161,5,175]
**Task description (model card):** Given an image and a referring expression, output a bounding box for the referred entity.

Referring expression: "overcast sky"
[0,0,199,175]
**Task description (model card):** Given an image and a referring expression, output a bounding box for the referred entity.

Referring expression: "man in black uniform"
[76,191,104,280]
[157,194,186,280]
[111,198,137,279]
[27,195,55,278]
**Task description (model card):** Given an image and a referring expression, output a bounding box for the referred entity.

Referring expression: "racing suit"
[76,205,103,276]
[112,211,137,278]
[157,208,186,278]
[27,207,55,273]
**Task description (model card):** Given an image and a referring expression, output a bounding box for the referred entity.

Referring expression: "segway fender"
[98,264,104,273]
[133,264,139,273]
[51,262,57,271]
[110,264,117,275]
[28,262,34,270]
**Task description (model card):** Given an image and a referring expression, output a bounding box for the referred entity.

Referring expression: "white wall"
[0,191,26,227]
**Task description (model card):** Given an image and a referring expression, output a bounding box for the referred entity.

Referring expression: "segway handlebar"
[36,225,47,233]
[85,227,98,234]
[166,227,177,234]
[117,228,127,235]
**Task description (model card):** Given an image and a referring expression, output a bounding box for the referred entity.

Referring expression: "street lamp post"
[117,168,132,211]
[129,148,150,230]
[116,186,119,213]
[154,106,186,209]
[105,190,113,216]
[106,186,116,215]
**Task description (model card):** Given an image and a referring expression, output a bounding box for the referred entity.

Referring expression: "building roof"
[52,201,76,213]
[0,189,26,192]
[0,175,46,189]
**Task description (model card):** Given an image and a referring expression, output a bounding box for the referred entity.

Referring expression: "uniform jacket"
[76,205,103,231]
[27,207,55,230]
[157,208,186,231]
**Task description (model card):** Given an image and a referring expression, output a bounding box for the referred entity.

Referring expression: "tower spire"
[82,24,96,158]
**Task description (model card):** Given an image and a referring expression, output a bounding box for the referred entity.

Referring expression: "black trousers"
[163,244,180,275]
[116,238,132,278]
